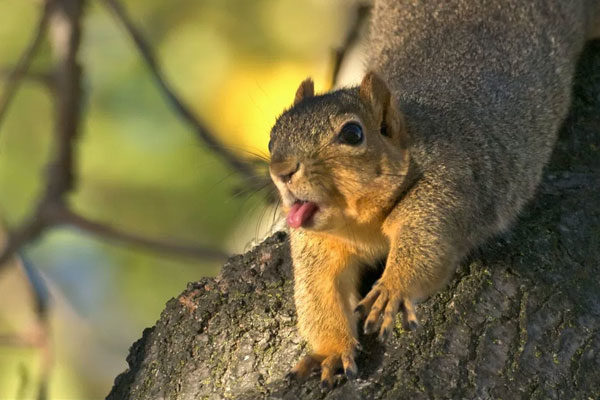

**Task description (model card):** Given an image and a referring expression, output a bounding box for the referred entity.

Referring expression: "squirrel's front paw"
[355,280,418,341]
[287,349,358,390]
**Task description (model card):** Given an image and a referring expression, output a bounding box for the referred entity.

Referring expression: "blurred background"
[0,0,366,398]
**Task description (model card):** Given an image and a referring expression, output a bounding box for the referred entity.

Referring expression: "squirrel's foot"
[288,350,358,390]
[355,281,419,341]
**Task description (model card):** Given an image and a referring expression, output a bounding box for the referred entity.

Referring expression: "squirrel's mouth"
[286,200,319,229]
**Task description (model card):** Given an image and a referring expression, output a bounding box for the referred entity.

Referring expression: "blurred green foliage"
[0,0,355,398]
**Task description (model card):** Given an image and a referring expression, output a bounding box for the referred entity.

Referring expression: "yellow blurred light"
[209,61,328,157]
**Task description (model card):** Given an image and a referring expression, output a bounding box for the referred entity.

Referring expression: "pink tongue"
[287,202,318,228]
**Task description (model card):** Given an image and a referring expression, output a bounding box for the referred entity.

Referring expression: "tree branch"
[58,207,229,260]
[0,0,52,133]
[0,218,47,270]
[0,68,55,92]
[99,0,262,183]
[0,0,85,270]
[0,0,232,273]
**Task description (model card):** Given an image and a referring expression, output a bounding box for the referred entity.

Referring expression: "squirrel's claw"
[363,289,389,334]
[320,379,333,391]
[402,299,419,331]
[289,350,357,389]
[320,354,340,390]
[357,281,418,340]
[354,288,380,317]
[379,296,402,341]
[342,353,358,380]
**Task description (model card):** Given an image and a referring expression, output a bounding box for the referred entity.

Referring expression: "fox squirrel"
[268,0,600,389]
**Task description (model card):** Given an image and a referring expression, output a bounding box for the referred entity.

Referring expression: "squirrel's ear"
[360,71,407,146]
[294,78,314,105]
[359,72,390,119]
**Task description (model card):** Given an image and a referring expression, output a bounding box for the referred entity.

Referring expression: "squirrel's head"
[269,72,410,233]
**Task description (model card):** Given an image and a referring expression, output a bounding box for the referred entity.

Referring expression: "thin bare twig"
[0,0,84,270]
[37,2,85,398]
[20,255,52,400]
[0,68,55,92]
[0,218,47,271]
[20,253,51,321]
[58,207,228,260]
[99,0,261,183]
[0,0,52,132]
[46,0,85,200]
[329,3,371,88]
[0,0,232,269]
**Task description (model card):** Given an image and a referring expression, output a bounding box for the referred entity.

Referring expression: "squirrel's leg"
[289,230,361,388]
[356,184,465,341]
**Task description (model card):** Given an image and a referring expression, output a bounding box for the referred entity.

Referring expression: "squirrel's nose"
[275,162,300,183]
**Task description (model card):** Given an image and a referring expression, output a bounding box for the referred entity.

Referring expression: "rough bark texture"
[107,42,600,400]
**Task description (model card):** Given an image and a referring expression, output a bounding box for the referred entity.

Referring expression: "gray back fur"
[369,0,593,238]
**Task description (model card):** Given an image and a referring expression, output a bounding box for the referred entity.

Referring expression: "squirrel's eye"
[268,138,273,153]
[337,122,364,146]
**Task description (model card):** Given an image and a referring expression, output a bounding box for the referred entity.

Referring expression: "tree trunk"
[106,42,600,400]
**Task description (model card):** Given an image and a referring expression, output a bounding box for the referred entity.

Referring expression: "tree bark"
[106,42,600,400]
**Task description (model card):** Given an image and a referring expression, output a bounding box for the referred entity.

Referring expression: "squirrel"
[268,0,600,389]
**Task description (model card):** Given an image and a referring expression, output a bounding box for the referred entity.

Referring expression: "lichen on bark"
[107,42,600,400]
